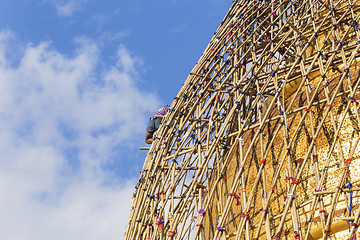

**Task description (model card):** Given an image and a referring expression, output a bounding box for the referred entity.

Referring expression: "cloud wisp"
[49,0,88,17]
[0,30,159,240]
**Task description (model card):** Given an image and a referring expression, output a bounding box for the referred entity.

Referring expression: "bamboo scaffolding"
[125,0,360,239]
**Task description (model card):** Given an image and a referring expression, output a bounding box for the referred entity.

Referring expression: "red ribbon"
[229,193,241,206]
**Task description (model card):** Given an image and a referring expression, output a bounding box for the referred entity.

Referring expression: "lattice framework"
[126,0,360,239]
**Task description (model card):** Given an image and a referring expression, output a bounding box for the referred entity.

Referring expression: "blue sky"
[0,0,231,239]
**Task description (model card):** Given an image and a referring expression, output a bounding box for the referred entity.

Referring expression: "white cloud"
[99,31,130,45]
[0,30,159,240]
[49,0,88,17]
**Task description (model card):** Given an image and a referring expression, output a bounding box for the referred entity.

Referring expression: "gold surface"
[205,54,360,240]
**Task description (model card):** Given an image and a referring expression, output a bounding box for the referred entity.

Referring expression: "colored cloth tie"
[345,158,352,165]
[261,190,266,199]
[241,214,251,223]
[260,158,266,166]
[305,108,315,117]
[156,192,164,199]
[349,181,353,232]
[349,97,359,105]
[155,218,164,229]
[291,179,299,184]
[285,176,293,182]
[229,193,241,206]
[195,182,206,189]
[350,223,359,228]
[327,104,333,112]
[215,95,220,102]
[336,186,343,192]
[167,231,175,238]
[294,231,300,239]
[216,226,225,232]
[198,209,206,217]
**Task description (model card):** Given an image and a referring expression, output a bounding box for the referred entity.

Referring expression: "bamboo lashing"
[126,0,360,239]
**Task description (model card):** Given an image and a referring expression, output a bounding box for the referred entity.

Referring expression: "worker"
[145,105,170,144]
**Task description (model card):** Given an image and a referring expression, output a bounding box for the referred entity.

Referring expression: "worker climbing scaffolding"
[145,105,170,144]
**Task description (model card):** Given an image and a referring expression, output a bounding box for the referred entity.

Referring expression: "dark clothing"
[146,105,170,133]
[146,117,162,134]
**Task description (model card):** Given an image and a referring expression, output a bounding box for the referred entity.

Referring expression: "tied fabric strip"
[345,158,352,166]
[327,104,333,112]
[195,182,206,189]
[349,97,359,105]
[294,231,300,240]
[241,213,252,223]
[313,155,318,163]
[319,210,327,214]
[285,176,293,182]
[216,226,225,232]
[167,231,175,238]
[198,209,206,217]
[349,181,353,232]
[155,217,164,229]
[305,108,315,117]
[260,158,266,166]
[156,192,164,199]
[229,193,241,206]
